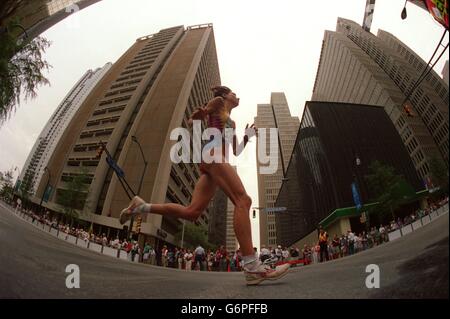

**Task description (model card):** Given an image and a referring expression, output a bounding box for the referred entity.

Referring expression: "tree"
[0,1,33,26]
[365,160,414,221]
[175,222,216,251]
[429,155,449,194]
[0,18,51,125]
[57,170,91,226]
[0,169,14,201]
[18,169,34,209]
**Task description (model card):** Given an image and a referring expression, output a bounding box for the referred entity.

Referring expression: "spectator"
[340,234,348,257]
[207,250,214,271]
[167,249,175,268]
[282,247,290,262]
[161,245,168,267]
[184,249,193,271]
[313,243,320,263]
[149,245,156,265]
[347,230,355,255]
[194,245,206,271]
[174,248,181,269]
[331,235,340,259]
[379,225,386,243]
[259,245,271,263]
[218,245,228,272]
[354,233,362,253]
[102,234,108,246]
[361,231,368,251]
[275,245,283,261]
[318,228,329,262]
[143,242,151,264]
[302,244,312,265]
[131,241,139,262]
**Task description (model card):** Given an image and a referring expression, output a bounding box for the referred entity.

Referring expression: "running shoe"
[119,196,145,225]
[244,262,290,286]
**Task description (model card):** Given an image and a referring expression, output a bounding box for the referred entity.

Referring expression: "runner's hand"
[244,123,258,141]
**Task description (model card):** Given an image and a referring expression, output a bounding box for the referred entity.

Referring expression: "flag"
[43,185,53,202]
[425,0,449,29]
[352,182,363,211]
[106,153,125,178]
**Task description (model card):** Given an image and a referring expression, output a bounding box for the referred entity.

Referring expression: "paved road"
[0,201,448,298]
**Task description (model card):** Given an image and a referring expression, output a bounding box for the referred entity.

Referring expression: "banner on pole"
[106,154,125,178]
[43,185,53,202]
[425,0,449,29]
[351,182,363,211]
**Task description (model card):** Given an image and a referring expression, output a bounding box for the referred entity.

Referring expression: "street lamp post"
[129,135,148,240]
[39,167,51,213]
[180,219,186,248]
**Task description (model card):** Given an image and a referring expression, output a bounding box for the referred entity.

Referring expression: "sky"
[0,0,448,248]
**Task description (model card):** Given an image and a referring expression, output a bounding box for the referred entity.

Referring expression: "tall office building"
[225,194,239,253]
[3,0,101,40]
[275,101,422,247]
[35,24,222,250]
[442,60,449,86]
[19,63,111,198]
[312,18,449,184]
[255,93,300,247]
[208,188,228,247]
[407,0,428,11]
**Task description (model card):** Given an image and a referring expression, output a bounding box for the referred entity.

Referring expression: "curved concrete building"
[35,24,222,251]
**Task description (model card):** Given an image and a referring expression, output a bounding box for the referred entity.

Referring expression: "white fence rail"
[7,205,142,264]
[387,203,448,242]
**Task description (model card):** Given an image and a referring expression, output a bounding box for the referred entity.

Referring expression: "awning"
[319,188,429,228]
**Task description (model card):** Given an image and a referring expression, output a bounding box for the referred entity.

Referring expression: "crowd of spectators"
[10,195,448,269]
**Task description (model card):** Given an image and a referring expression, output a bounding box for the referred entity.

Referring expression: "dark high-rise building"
[312,18,449,185]
[275,101,423,247]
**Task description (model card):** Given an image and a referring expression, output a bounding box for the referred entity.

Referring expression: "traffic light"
[136,216,142,233]
[253,210,256,218]
[95,145,104,158]
[403,101,414,117]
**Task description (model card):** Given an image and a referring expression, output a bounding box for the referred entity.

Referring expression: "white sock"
[243,254,259,270]
[132,203,151,214]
